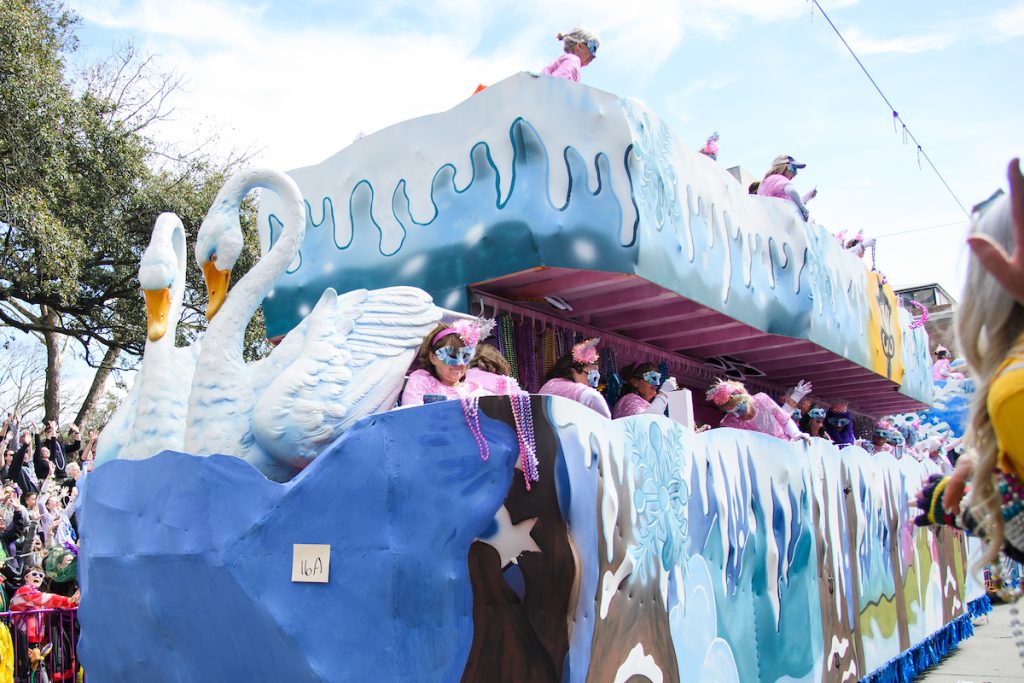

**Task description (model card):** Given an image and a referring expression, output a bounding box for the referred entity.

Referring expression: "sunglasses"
[641,371,662,386]
[587,39,599,56]
[435,346,475,367]
[26,571,44,579]
[728,400,749,416]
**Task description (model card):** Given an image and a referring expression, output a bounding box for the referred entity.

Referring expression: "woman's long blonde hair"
[956,192,1024,566]
[763,160,791,179]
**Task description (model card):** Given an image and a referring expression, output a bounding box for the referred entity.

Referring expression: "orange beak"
[203,261,232,320]
[143,288,171,341]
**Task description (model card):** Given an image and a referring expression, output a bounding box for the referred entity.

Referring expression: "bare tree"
[0,337,46,418]
[0,334,86,425]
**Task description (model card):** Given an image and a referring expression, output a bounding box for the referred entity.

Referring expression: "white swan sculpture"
[185,168,440,481]
[95,213,200,464]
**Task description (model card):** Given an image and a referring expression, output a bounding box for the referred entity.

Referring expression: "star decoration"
[477,505,541,567]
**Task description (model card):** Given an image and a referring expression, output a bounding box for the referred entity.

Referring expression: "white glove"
[790,380,812,403]
[783,417,808,441]
[660,377,678,392]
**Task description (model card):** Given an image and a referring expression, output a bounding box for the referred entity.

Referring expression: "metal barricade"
[0,607,79,682]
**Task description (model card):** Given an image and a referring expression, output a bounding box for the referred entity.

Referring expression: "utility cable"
[873,219,968,239]
[810,0,970,217]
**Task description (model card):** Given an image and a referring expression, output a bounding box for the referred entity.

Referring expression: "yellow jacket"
[991,343,1024,480]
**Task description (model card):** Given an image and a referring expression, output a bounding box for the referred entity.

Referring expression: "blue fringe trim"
[860,613,975,683]
[968,594,993,618]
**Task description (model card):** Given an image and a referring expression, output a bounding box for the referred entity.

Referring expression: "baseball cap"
[773,155,806,169]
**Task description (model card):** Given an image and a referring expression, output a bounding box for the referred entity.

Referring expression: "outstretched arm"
[644,377,679,415]
[783,184,811,220]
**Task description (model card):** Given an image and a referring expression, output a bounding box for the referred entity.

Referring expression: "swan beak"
[203,261,232,320]
[143,288,172,341]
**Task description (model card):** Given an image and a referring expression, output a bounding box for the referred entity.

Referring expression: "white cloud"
[73,0,268,48]
[68,0,704,167]
[681,0,861,39]
[826,3,1024,57]
[71,0,530,169]
[678,73,740,99]
[843,26,956,56]
[989,4,1024,39]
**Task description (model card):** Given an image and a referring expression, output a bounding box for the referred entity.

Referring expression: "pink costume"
[757,174,815,220]
[719,392,800,441]
[931,359,951,381]
[613,393,651,419]
[466,368,521,396]
[933,360,962,382]
[541,53,582,82]
[538,377,611,418]
[400,369,491,407]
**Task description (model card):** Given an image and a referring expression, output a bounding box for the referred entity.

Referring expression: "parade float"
[79,73,986,682]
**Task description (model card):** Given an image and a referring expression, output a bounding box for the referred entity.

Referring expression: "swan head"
[139,213,186,341]
[195,196,244,320]
[196,167,304,320]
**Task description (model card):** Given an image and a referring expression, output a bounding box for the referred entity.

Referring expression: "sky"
[65,0,1024,300]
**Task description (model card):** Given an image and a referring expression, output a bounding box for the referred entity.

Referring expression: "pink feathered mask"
[572,338,600,364]
[706,379,744,406]
[433,318,496,347]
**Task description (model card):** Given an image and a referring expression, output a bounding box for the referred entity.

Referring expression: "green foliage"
[0,0,269,367]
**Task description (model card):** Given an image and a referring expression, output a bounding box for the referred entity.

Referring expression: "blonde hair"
[763,160,791,179]
[468,343,512,376]
[956,194,1024,566]
[557,27,599,53]
[705,378,747,407]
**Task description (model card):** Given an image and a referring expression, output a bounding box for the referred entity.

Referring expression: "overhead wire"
[872,219,968,239]
[809,0,970,217]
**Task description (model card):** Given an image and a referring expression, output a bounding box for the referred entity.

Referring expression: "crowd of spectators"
[0,413,91,680]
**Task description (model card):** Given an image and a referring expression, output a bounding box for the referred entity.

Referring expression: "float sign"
[292,544,331,583]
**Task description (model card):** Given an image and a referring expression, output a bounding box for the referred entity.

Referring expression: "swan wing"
[248,312,315,397]
[246,287,366,398]
[252,286,439,467]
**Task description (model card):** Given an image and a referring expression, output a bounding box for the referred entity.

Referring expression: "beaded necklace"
[986,561,1024,603]
[542,327,557,377]
[601,344,620,406]
[516,318,537,392]
[461,396,490,462]
[498,315,519,381]
[980,469,1024,603]
[509,393,539,491]
[529,321,541,390]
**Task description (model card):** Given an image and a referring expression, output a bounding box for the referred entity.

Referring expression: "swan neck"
[206,170,305,357]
